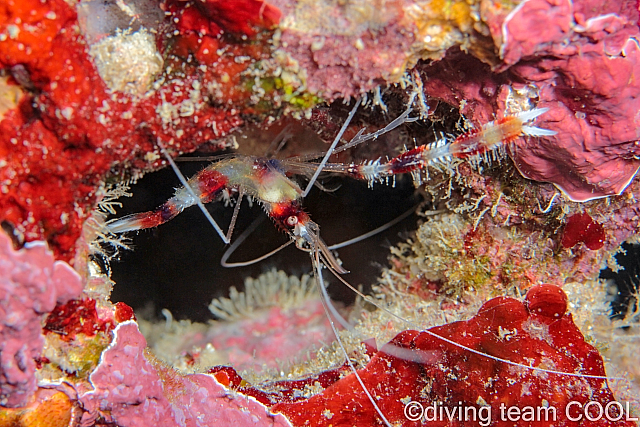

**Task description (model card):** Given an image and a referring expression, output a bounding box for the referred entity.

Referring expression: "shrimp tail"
[521,125,557,137]
[515,107,550,122]
[105,203,182,233]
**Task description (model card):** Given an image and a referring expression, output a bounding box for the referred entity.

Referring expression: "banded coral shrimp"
[103,95,628,426]
[106,98,423,319]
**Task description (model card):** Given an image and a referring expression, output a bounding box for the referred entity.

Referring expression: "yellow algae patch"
[0,75,24,120]
[406,0,479,57]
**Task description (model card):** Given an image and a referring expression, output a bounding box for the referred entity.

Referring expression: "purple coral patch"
[78,322,292,427]
[419,0,640,201]
[502,0,640,200]
[0,231,83,407]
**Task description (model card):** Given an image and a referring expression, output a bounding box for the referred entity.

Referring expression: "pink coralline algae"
[273,0,412,99]
[0,231,83,407]
[419,0,640,201]
[78,322,292,427]
[189,298,335,374]
[507,1,640,202]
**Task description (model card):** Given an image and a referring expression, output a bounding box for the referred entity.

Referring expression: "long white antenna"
[312,248,393,427]
[325,267,624,381]
[302,98,362,197]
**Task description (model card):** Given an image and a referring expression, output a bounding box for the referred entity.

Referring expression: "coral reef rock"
[0,232,83,407]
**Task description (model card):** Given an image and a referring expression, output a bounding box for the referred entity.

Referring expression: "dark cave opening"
[600,242,640,322]
[106,161,421,322]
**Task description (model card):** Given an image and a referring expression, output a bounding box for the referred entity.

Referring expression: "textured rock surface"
[0,232,83,407]
[420,0,640,201]
[272,286,633,426]
[1,0,639,424]
[78,322,292,427]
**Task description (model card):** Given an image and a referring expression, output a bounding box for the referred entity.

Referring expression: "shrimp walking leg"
[106,98,363,244]
[105,100,595,427]
[314,107,557,186]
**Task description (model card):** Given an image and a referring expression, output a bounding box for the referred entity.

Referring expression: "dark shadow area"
[600,242,640,321]
[107,161,420,322]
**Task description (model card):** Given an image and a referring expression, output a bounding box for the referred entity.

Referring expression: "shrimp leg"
[306,107,556,186]
[105,154,231,238]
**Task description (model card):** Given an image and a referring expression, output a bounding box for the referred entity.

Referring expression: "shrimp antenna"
[311,241,393,427]
[330,92,418,157]
[265,123,294,158]
[328,203,433,250]
[302,97,362,197]
[323,262,625,381]
[220,215,295,268]
[286,93,417,164]
[157,140,230,244]
[222,201,427,269]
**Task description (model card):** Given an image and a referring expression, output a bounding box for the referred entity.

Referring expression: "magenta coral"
[78,322,292,427]
[506,1,640,201]
[419,0,640,201]
[0,231,83,407]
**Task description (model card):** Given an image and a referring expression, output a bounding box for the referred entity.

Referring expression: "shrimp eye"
[286,216,298,227]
